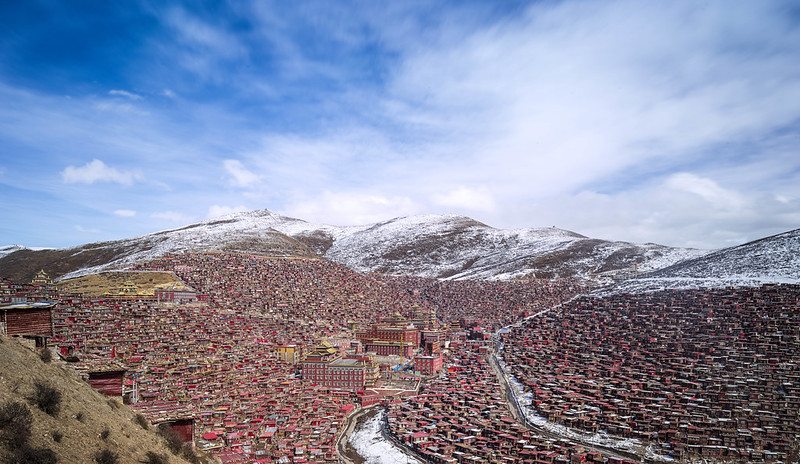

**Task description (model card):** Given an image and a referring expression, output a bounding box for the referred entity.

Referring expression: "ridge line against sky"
[1,0,799,250]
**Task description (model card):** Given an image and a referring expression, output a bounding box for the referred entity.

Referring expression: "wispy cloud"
[223,160,260,188]
[162,6,248,79]
[1,1,799,249]
[382,1,800,198]
[74,225,100,234]
[109,89,142,100]
[113,209,137,217]
[151,211,193,223]
[61,159,142,186]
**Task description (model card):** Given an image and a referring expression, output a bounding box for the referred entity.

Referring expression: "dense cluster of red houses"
[4,254,797,464]
[501,284,800,462]
[49,253,435,462]
[30,252,554,462]
[387,339,624,464]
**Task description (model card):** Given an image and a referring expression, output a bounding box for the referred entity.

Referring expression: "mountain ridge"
[2,209,793,289]
[604,227,800,293]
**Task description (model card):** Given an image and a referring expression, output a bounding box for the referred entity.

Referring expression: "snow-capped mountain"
[608,228,800,293]
[314,214,707,280]
[0,212,317,282]
[0,209,708,283]
[0,245,26,259]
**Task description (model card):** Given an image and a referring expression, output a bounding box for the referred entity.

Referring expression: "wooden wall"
[88,370,126,397]
[3,308,53,336]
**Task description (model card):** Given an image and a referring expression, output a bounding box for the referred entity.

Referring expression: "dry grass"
[58,271,185,296]
[0,335,191,463]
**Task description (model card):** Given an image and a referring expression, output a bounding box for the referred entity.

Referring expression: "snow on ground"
[633,247,710,273]
[348,410,424,464]
[595,275,799,296]
[0,244,54,259]
[0,245,25,259]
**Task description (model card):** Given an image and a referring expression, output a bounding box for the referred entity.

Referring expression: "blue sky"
[1,0,799,250]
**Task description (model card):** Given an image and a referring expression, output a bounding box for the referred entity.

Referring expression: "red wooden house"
[1,301,54,347]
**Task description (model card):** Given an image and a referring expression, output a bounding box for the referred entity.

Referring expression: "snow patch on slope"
[9,209,748,285]
[56,212,316,280]
[599,228,800,295]
[0,245,26,259]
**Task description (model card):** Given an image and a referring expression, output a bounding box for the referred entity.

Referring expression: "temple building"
[104,281,153,299]
[275,343,303,364]
[301,340,379,391]
[356,312,421,357]
[26,269,58,301]
[154,285,206,304]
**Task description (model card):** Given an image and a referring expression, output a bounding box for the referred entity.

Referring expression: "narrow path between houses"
[337,405,370,464]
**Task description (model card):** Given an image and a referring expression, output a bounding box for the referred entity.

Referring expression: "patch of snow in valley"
[348,410,423,464]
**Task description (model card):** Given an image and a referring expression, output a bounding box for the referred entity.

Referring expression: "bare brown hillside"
[0,335,192,464]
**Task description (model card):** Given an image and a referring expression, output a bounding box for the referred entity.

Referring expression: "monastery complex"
[1,253,798,464]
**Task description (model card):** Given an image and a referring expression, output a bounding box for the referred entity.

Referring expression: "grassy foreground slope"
[0,335,190,464]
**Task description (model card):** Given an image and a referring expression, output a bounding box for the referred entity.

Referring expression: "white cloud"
[61,159,142,186]
[108,90,142,100]
[518,170,800,249]
[383,0,800,198]
[113,209,137,217]
[664,173,746,212]
[433,186,495,212]
[151,211,193,224]
[223,159,260,188]
[93,100,150,116]
[3,2,799,250]
[207,205,249,219]
[74,225,100,233]
[286,191,419,226]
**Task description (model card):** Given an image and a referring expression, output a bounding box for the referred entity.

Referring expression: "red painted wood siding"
[169,419,194,443]
[4,308,53,336]
[88,371,125,397]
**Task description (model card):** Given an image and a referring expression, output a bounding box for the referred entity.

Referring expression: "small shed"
[165,418,195,444]
[133,401,196,445]
[88,369,127,397]
[0,302,55,347]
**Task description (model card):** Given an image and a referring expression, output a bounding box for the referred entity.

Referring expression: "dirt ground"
[379,375,419,391]
[0,335,192,463]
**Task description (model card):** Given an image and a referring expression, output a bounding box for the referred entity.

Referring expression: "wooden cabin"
[0,301,54,347]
